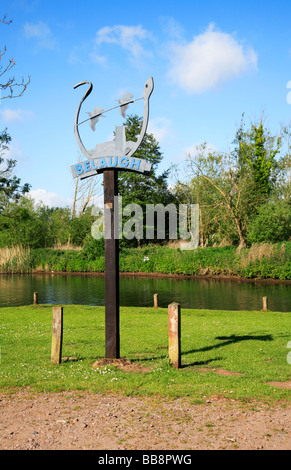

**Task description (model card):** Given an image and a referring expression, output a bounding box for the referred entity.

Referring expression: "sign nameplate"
[71,155,151,179]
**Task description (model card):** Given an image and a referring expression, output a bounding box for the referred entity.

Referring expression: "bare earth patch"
[194,367,244,377]
[267,382,291,390]
[92,358,152,373]
[0,390,290,450]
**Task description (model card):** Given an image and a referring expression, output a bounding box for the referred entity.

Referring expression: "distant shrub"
[247,202,291,244]
[81,235,105,260]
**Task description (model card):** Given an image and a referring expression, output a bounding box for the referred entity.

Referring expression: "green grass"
[0,305,290,402]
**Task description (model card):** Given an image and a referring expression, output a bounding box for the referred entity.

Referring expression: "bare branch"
[0,14,12,25]
[0,16,30,100]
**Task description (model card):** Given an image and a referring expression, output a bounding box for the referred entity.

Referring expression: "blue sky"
[1,0,291,208]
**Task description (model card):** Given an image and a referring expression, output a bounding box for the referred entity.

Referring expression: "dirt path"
[0,390,290,450]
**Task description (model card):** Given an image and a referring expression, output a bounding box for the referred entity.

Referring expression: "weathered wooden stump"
[168,302,181,368]
[51,307,63,364]
[263,296,268,312]
[154,293,159,308]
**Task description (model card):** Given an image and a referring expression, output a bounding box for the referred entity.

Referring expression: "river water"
[0,273,290,311]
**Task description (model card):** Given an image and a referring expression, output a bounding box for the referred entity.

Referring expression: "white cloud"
[89,52,108,66]
[0,108,33,123]
[23,21,56,49]
[168,24,257,94]
[95,25,152,60]
[28,189,72,208]
[160,16,184,41]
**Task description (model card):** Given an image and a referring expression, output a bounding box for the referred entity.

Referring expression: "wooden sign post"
[71,77,154,359]
[104,170,120,358]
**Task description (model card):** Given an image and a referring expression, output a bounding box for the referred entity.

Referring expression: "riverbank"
[21,270,291,285]
[1,242,290,280]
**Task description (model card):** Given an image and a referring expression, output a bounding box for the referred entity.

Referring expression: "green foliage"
[2,242,290,280]
[0,198,72,248]
[0,194,95,249]
[81,234,105,260]
[176,118,287,248]
[119,115,177,247]
[247,202,291,244]
[0,129,30,212]
[235,119,281,197]
[69,210,94,246]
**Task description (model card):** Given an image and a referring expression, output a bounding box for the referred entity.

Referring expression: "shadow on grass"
[181,357,224,368]
[182,334,273,356]
[181,334,273,369]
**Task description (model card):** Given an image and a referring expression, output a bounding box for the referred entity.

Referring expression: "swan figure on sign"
[87,107,105,131]
[117,93,134,118]
[73,77,154,160]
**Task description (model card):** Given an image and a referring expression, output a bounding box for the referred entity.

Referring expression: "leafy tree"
[69,208,94,246]
[247,202,291,244]
[0,196,35,247]
[175,152,229,247]
[0,15,31,212]
[118,115,176,246]
[0,129,31,212]
[176,119,285,248]
[234,117,281,197]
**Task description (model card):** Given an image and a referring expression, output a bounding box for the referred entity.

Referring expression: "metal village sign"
[71,77,154,359]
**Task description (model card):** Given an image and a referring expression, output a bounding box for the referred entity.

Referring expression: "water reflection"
[0,274,290,312]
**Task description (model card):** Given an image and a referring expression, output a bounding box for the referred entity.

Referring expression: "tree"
[176,179,226,247]
[247,201,291,244]
[69,154,103,245]
[118,115,176,246]
[70,152,104,220]
[176,119,284,248]
[234,117,281,198]
[69,207,95,246]
[0,15,31,213]
[0,14,30,101]
[0,129,30,212]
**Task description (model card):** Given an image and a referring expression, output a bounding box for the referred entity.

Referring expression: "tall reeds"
[0,246,31,273]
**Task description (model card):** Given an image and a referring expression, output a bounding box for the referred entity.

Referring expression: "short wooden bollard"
[263,296,268,312]
[154,293,159,308]
[33,292,38,305]
[51,307,63,364]
[168,302,181,368]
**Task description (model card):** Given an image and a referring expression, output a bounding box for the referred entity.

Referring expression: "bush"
[247,202,291,244]
[81,235,105,260]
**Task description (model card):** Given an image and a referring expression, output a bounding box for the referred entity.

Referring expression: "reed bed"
[0,242,289,279]
[0,246,31,273]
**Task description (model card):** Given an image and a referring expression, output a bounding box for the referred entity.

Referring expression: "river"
[0,273,290,311]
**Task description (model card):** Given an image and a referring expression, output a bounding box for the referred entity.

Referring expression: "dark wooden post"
[104,169,120,359]
[168,302,181,368]
[51,307,63,364]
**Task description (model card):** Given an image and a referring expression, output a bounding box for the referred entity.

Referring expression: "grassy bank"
[1,242,291,280]
[0,305,290,402]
